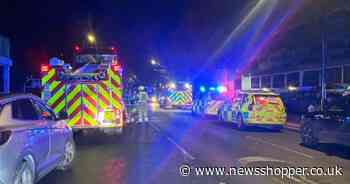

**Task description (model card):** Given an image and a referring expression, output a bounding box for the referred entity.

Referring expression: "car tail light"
[0,130,11,145]
[116,109,121,119]
[111,64,121,72]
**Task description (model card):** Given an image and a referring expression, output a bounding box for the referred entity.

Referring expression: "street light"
[87,33,96,44]
[150,59,157,65]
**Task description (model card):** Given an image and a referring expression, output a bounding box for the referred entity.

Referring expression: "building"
[243,1,350,90]
[0,35,12,93]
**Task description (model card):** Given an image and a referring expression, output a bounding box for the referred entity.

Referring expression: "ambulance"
[41,47,124,135]
[160,82,192,109]
[218,90,286,130]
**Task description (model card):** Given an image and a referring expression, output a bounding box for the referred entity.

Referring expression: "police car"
[218,90,287,130]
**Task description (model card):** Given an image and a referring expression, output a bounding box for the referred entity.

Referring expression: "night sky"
[0,0,261,90]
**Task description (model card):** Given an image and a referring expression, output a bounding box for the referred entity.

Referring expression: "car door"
[240,94,252,122]
[338,115,350,145]
[220,101,230,121]
[226,101,234,122]
[11,99,50,172]
[32,100,66,163]
[232,94,243,122]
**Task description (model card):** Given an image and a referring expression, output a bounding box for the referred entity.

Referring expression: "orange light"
[41,64,50,72]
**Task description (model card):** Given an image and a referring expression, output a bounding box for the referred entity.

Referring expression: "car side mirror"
[56,111,68,120]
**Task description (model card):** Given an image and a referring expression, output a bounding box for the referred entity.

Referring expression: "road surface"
[39,109,350,184]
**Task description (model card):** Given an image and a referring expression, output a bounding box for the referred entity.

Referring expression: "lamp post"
[320,1,328,112]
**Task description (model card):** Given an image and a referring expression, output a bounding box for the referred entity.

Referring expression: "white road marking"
[148,122,196,161]
[238,156,287,166]
[245,136,313,159]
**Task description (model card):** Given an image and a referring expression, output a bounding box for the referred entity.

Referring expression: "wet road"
[39,109,350,184]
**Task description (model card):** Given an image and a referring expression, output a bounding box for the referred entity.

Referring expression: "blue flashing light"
[217,85,228,93]
[209,87,216,91]
[200,86,206,93]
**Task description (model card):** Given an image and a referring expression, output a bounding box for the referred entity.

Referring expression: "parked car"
[0,94,75,184]
[300,92,350,147]
[218,90,287,130]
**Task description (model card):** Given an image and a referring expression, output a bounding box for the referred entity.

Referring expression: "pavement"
[38,109,350,184]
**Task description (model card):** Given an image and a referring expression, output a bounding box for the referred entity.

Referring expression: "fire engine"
[41,47,124,135]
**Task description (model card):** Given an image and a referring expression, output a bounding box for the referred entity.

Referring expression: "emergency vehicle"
[192,84,229,116]
[160,82,192,109]
[218,90,286,130]
[41,47,124,135]
[191,67,235,116]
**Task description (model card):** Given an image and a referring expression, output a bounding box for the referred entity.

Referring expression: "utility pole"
[320,1,328,111]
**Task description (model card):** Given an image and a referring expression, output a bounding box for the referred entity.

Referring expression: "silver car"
[0,94,75,184]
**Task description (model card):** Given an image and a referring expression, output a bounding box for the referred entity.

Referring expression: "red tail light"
[41,64,50,72]
[0,130,11,145]
[115,109,121,119]
[111,64,121,72]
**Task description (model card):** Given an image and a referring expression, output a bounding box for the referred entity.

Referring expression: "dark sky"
[1,0,259,89]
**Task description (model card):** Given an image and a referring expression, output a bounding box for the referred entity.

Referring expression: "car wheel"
[14,161,34,184]
[301,123,318,147]
[237,114,246,130]
[57,139,75,170]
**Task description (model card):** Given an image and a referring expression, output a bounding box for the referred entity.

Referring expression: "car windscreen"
[254,95,283,106]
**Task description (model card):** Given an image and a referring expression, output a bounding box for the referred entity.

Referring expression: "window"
[287,72,300,87]
[12,99,39,120]
[273,74,285,88]
[251,77,260,89]
[261,76,271,88]
[32,100,56,121]
[303,70,320,87]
